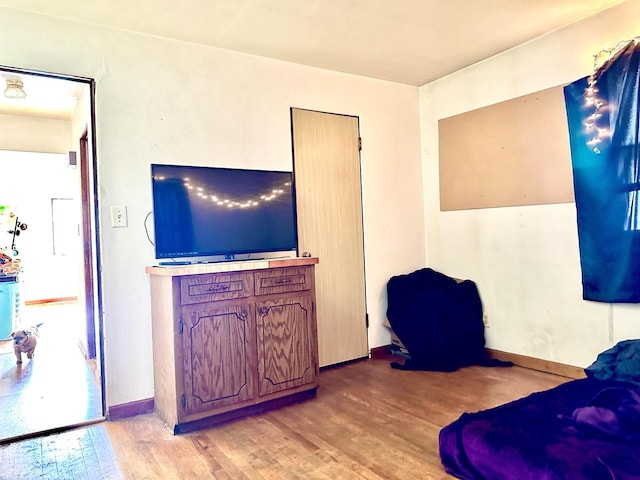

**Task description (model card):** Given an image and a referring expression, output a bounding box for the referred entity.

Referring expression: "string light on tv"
[189,181,291,209]
[152,174,292,210]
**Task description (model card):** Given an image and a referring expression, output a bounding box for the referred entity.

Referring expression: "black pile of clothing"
[386,267,511,371]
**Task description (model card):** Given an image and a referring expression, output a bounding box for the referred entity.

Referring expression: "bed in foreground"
[439,341,640,480]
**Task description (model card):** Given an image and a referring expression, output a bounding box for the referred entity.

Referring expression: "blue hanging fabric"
[564,41,640,302]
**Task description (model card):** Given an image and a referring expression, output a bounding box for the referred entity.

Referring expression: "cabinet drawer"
[180,272,252,305]
[254,267,312,296]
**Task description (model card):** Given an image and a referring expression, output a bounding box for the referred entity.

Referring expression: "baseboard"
[373,344,586,379]
[173,389,317,434]
[25,296,78,306]
[487,349,586,379]
[105,349,583,421]
[107,398,155,420]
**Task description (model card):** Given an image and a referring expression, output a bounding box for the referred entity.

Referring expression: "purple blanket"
[439,378,640,479]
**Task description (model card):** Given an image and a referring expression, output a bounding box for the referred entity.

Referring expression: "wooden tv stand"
[146,257,319,434]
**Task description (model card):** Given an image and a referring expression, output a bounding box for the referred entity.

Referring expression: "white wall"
[0,151,79,301]
[420,0,640,368]
[68,80,93,358]
[0,113,80,304]
[0,113,72,153]
[0,8,424,407]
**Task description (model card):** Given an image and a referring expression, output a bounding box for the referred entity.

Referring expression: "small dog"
[11,323,43,364]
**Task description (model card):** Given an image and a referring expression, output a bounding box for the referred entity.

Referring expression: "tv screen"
[151,164,298,261]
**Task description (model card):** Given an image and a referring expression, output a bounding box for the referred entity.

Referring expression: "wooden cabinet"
[146,258,319,434]
[181,301,255,416]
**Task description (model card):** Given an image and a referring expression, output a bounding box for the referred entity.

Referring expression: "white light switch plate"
[111,206,128,227]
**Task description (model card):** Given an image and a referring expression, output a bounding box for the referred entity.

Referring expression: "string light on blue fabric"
[584,37,640,154]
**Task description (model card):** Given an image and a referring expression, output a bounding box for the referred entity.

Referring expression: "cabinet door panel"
[182,303,255,417]
[256,296,317,396]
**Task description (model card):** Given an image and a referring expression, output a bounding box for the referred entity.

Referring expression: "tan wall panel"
[438,85,575,211]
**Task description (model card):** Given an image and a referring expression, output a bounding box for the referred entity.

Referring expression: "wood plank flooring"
[0,423,123,480]
[1,352,570,479]
[107,353,567,479]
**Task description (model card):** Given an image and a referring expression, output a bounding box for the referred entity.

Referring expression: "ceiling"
[0,72,85,120]
[0,0,629,119]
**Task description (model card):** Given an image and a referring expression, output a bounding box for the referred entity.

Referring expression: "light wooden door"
[291,108,368,367]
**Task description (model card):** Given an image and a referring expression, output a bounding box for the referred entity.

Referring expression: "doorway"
[291,108,369,367]
[0,67,104,442]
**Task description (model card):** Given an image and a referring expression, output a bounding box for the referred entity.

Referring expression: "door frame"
[79,128,97,359]
[0,64,106,416]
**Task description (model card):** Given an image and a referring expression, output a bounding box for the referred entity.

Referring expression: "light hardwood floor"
[0,303,103,443]
[1,352,570,479]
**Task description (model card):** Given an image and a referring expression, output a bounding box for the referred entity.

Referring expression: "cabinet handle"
[259,306,269,316]
[208,283,230,293]
[240,309,248,319]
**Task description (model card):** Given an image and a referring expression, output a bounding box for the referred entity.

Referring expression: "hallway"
[0,302,103,443]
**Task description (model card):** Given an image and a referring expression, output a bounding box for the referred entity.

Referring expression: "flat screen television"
[151,164,298,262]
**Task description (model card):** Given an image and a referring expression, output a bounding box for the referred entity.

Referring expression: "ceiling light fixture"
[4,79,26,99]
